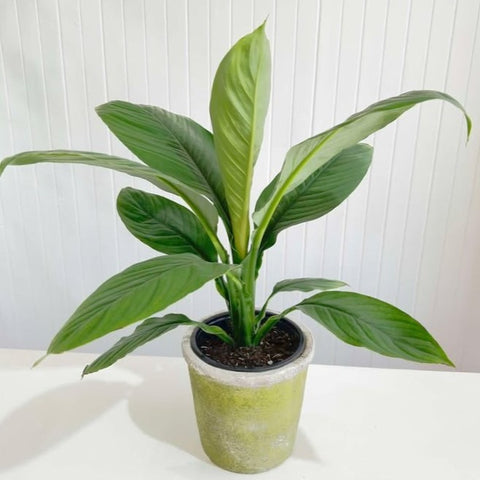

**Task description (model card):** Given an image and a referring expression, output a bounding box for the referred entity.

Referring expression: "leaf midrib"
[149,107,217,198]
[300,300,423,335]
[301,301,436,358]
[235,42,267,250]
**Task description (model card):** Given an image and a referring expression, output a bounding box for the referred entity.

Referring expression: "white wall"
[0,0,479,371]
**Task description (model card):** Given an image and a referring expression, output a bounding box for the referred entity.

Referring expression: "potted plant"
[0,23,471,473]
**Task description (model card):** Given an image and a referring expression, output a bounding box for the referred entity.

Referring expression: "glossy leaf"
[255,144,373,251]
[0,150,171,187]
[47,254,233,353]
[296,291,454,366]
[82,314,193,376]
[82,314,234,376]
[255,90,471,224]
[0,149,218,231]
[96,101,230,230]
[81,314,234,376]
[117,187,217,261]
[210,22,271,258]
[271,278,347,296]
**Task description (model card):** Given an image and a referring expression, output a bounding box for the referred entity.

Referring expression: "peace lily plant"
[0,23,470,376]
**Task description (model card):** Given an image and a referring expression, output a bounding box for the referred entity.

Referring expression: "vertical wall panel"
[336,0,388,367]
[266,0,297,312]
[283,0,321,315]
[325,0,363,366]
[396,1,458,328]
[453,5,480,371]
[417,1,479,366]
[0,0,479,371]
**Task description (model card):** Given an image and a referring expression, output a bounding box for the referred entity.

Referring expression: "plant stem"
[255,294,273,326]
[241,178,302,342]
[226,269,254,346]
[252,306,296,345]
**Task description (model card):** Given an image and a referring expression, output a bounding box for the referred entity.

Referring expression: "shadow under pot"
[182,312,314,474]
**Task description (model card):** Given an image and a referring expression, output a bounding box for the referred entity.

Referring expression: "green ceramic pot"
[182,313,314,474]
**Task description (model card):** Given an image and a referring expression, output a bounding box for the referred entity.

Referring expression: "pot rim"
[190,311,306,372]
[182,312,314,388]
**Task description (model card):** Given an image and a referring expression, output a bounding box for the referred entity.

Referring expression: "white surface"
[0,348,479,480]
[0,0,479,371]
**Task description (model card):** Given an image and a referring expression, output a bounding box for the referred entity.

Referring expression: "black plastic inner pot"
[191,311,306,372]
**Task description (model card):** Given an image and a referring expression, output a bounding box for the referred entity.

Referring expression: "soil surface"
[198,326,299,369]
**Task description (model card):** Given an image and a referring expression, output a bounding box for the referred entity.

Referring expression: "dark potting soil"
[198,326,298,369]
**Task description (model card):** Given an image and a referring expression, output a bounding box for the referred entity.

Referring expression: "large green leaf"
[210,22,271,258]
[255,90,471,224]
[296,291,453,366]
[117,187,217,261]
[0,150,170,186]
[47,253,233,353]
[95,101,229,230]
[82,313,234,376]
[82,314,193,376]
[0,150,218,231]
[255,144,373,251]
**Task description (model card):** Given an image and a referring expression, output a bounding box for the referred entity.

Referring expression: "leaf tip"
[250,18,269,42]
[436,344,455,368]
[465,114,472,142]
[32,353,49,369]
[444,357,455,368]
[0,157,13,177]
[95,100,120,118]
[94,103,105,114]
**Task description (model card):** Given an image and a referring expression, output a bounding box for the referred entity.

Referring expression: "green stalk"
[242,171,307,340]
[253,306,296,345]
[226,269,254,346]
[255,293,273,327]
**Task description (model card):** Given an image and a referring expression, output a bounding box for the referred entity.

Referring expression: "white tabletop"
[0,348,479,479]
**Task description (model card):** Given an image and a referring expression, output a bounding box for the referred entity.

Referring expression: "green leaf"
[0,149,218,232]
[82,313,235,376]
[0,150,171,187]
[82,314,193,376]
[271,278,347,296]
[210,22,271,258]
[196,323,235,346]
[47,254,233,353]
[255,144,373,251]
[95,101,230,231]
[255,277,347,339]
[255,90,471,224]
[166,181,218,233]
[117,187,217,261]
[295,291,454,366]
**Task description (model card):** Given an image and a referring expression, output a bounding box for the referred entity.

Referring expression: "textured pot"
[182,313,314,474]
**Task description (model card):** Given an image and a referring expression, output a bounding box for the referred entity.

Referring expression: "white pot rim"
[182,316,314,388]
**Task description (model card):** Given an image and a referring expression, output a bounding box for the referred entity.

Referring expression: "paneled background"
[0,0,479,371]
